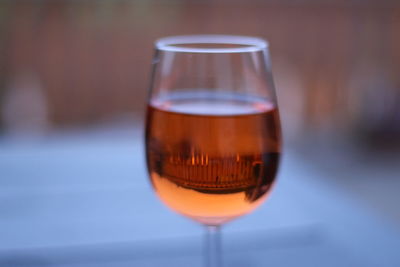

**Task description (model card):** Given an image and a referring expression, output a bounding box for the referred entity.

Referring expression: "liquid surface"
[146,95,281,225]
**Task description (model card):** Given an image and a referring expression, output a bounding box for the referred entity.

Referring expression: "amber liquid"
[146,94,281,225]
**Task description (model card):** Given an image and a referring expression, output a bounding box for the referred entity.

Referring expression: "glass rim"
[155,34,268,53]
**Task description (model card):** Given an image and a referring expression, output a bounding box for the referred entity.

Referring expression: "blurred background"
[0,0,399,266]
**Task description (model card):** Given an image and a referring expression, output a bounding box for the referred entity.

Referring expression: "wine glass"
[145,35,281,267]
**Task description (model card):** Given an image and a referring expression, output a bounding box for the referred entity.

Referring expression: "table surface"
[1,127,399,267]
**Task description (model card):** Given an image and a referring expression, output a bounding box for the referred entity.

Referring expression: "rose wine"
[145,94,281,225]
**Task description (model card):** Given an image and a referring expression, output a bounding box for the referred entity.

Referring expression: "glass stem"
[205,225,222,267]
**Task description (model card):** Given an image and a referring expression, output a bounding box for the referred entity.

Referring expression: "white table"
[1,127,399,266]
